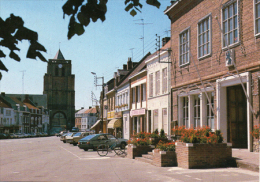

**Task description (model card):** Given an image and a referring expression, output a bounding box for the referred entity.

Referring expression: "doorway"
[227,85,247,148]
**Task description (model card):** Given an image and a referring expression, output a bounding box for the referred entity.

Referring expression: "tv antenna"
[134,19,152,57]
[20,70,26,94]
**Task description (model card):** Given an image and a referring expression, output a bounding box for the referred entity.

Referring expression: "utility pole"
[135,19,152,57]
[20,70,26,94]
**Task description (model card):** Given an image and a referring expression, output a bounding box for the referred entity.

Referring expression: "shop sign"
[115,111,122,118]
[130,109,146,117]
[107,111,115,119]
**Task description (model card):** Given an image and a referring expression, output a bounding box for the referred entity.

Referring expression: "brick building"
[165,0,260,151]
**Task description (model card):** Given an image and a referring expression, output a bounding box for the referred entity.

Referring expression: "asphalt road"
[0,136,259,182]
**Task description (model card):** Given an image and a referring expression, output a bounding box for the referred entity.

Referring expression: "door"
[227,85,247,148]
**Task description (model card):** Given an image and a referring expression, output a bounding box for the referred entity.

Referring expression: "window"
[162,68,167,93]
[132,88,135,103]
[137,86,140,102]
[179,28,190,66]
[153,109,158,131]
[62,67,65,76]
[183,97,189,127]
[198,16,211,58]
[142,84,146,101]
[207,92,215,129]
[55,66,59,76]
[126,92,128,105]
[222,1,238,47]
[194,95,200,128]
[149,73,153,97]
[255,0,260,36]
[6,110,11,116]
[155,71,160,95]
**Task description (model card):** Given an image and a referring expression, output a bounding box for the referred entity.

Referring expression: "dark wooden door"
[227,85,247,148]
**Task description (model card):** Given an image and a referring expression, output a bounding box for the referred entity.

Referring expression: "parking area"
[0,136,259,182]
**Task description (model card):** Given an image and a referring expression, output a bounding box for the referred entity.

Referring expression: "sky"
[0,0,171,110]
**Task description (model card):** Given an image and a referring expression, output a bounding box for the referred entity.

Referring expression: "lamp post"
[91,72,104,133]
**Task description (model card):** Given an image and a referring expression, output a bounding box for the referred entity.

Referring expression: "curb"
[235,160,259,172]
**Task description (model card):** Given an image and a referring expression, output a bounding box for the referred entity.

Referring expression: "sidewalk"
[232,148,259,172]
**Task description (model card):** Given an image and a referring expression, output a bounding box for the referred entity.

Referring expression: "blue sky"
[0,0,171,110]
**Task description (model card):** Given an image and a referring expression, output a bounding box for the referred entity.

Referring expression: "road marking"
[185,175,191,177]
[59,146,110,160]
[194,178,202,180]
[13,172,20,174]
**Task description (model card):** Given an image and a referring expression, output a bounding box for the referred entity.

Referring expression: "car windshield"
[81,134,97,141]
[66,133,73,136]
[74,132,81,136]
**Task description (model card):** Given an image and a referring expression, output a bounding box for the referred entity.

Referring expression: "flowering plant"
[172,126,223,144]
[156,140,175,151]
[251,125,259,139]
[128,137,151,146]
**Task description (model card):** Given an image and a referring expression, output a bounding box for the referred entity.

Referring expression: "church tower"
[43,50,75,132]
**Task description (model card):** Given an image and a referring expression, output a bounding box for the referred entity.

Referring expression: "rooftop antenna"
[134,19,152,57]
[20,70,26,94]
[130,48,134,61]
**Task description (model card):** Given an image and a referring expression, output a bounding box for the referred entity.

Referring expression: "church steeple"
[53,49,65,60]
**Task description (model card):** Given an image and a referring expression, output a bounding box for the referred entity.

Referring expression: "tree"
[0,0,165,80]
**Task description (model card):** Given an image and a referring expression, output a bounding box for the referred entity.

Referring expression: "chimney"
[123,64,127,70]
[25,94,29,99]
[162,37,170,46]
[1,92,5,97]
[127,57,132,70]
[89,106,92,109]
[81,107,84,110]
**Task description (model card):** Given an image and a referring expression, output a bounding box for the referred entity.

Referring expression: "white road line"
[185,175,191,177]
[59,146,110,160]
[194,178,202,181]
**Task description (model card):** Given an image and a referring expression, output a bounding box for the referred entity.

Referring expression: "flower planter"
[152,149,177,167]
[175,142,232,169]
[253,139,259,152]
[127,144,154,159]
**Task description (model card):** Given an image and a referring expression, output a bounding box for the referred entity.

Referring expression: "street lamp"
[91,72,104,133]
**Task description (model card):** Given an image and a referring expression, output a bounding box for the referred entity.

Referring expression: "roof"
[0,100,11,108]
[9,97,24,106]
[84,107,97,114]
[24,103,39,110]
[53,49,65,60]
[117,52,151,87]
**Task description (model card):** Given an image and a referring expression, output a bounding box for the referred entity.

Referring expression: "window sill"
[179,62,190,68]
[198,53,212,61]
[222,42,240,51]
[255,33,260,39]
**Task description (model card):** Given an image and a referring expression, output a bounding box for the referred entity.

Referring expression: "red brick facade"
[166,0,260,151]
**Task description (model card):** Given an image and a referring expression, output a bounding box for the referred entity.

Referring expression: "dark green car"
[78,133,127,151]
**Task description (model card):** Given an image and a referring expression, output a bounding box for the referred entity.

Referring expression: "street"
[0,137,259,182]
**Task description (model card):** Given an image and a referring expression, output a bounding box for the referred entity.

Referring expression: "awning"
[107,119,122,129]
[90,120,101,130]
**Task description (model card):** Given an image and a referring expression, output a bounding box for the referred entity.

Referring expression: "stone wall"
[127,145,154,159]
[152,149,177,167]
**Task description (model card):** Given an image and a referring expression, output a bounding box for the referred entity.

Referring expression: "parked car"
[71,127,79,132]
[71,132,92,146]
[0,133,9,139]
[60,133,68,143]
[9,133,16,139]
[78,133,128,151]
[65,132,77,144]
[56,131,68,137]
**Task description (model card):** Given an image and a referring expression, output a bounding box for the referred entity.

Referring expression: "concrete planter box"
[253,139,259,152]
[175,142,232,169]
[127,144,154,159]
[152,149,177,167]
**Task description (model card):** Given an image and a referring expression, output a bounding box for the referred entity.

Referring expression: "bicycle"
[97,141,126,157]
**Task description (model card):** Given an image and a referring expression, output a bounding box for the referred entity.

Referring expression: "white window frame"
[198,14,212,59]
[149,73,153,97]
[137,86,140,103]
[132,88,135,103]
[207,92,215,129]
[162,68,167,94]
[194,95,200,128]
[183,97,189,127]
[142,84,146,101]
[222,0,239,48]
[155,71,160,96]
[254,0,260,37]
[179,27,190,67]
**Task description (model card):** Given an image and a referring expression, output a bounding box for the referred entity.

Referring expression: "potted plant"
[251,125,259,152]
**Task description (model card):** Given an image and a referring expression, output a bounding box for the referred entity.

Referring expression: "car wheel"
[84,149,88,151]
[73,143,77,146]
[63,140,66,143]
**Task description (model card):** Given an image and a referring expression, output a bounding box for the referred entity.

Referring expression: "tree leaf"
[9,50,21,61]
[125,0,131,5]
[36,51,47,62]
[30,41,46,52]
[68,16,76,40]
[0,72,2,80]
[134,6,141,13]
[125,3,134,12]
[146,0,160,9]
[0,60,8,71]
[15,27,38,41]
[130,9,137,16]
[77,12,90,26]
[0,50,6,58]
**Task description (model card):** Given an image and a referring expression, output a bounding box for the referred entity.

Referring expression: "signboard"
[130,109,146,117]
[115,111,122,118]
[107,111,115,119]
